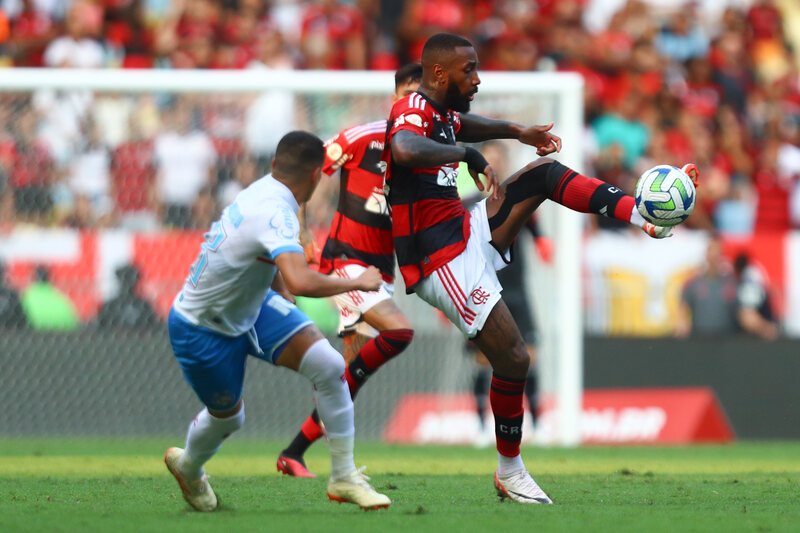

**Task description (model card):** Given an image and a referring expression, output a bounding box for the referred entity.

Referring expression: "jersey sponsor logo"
[470,286,491,305]
[364,186,389,216]
[369,140,384,150]
[436,166,458,187]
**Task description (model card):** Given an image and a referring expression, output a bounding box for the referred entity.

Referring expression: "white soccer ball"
[634,165,696,227]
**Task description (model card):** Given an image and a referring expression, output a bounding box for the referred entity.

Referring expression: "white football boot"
[327,467,391,510]
[494,470,553,504]
[642,222,673,239]
[164,447,218,512]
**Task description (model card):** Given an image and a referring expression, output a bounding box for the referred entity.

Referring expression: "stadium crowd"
[0,0,799,235]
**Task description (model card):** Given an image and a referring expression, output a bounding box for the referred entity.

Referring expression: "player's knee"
[299,338,346,388]
[381,328,414,356]
[508,341,531,371]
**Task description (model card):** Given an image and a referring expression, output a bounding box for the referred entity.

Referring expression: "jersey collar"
[414,90,451,117]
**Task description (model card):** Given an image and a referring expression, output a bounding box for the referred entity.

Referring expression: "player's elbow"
[391,140,413,166]
[280,272,311,297]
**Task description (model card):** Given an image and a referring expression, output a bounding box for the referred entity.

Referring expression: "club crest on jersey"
[326,142,343,161]
[470,286,491,305]
[269,207,298,239]
[437,166,458,187]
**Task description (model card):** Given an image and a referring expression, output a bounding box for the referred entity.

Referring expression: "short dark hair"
[274,130,324,178]
[421,33,474,64]
[395,63,422,89]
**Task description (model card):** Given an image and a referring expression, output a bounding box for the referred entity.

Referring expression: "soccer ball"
[634,165,696,227]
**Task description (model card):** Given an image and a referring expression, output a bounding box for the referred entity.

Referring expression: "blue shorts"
[168,290,314,411]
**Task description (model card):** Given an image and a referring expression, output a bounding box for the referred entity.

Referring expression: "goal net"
[0,69,583,445]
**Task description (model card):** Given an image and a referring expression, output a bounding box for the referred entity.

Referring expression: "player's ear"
[271,158,276,170]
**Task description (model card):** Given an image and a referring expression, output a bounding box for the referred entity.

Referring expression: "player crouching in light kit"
[386,33,698,504]
[164,131,390,511]
[277,64,422,477]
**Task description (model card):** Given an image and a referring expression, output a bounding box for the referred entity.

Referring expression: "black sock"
[281,410,321,460]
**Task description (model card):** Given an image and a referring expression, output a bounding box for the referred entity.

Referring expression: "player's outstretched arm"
[392,130,499,197]
[457,115,562,156]
[392,129,467,168]
[275,252,382,298]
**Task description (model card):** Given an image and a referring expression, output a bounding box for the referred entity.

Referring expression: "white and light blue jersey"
[173,174,303,336]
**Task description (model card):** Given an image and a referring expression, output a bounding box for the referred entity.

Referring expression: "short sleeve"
[387,95,431,145]
[322,131,353,176]
[451,112,462,135]
[258,203,304,260]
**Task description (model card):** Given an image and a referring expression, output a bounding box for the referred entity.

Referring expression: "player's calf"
[345,328,414,397]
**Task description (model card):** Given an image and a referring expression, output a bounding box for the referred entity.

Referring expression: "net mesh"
[0,77,564,439]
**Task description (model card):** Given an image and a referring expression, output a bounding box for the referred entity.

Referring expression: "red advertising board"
[383,387,734,445]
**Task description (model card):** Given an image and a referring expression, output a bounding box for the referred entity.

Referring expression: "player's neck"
[417,85,448,111]
[272,171,308,205]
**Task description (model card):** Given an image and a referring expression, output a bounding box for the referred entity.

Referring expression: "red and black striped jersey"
[385,91,467,292]
[318,120,395,282]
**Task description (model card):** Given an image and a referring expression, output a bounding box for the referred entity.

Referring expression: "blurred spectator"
[20,266,79,331]
[733,252,779,340]
[300,0,366,69]
[97,264,159,329]
[42,0,105,68]
[0,261,27,328]
[396,0,468,62]
[676,236,738,338]
[104,0,154,68]
[5,0,57,66]
[592,91,649,170]
[62,118,113,227]
[6,107,54,225]
[245,29,297,171]
[218,153,257,206]
[153,98,217,228]
[111,115,157,230]
[654,9,709,64]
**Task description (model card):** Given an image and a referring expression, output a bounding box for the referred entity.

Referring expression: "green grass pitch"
[1,439,799,533]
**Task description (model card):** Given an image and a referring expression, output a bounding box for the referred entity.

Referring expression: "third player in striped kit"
[276,64,422,477]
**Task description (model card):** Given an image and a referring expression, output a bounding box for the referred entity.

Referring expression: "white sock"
[497,453,525,477]
[629,205,646,228]
[298,339,356,478]
[328,436,356,480]
[179,405,245,480]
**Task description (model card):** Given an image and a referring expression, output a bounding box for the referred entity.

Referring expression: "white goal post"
[0,68,583,446]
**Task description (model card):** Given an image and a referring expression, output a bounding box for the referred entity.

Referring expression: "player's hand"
[299,227,320,265]
[642,222,673,239]
[463,147,500,200]
[355,266,382,292]
[519,122,562,156]
[681,163,700,188]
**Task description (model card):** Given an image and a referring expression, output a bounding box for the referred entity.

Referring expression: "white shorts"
[330,263,395,337]
[415,199,508,337]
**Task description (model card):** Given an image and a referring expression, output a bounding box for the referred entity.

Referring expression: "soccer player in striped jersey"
[386,33,697,504]
[276,64,423,477]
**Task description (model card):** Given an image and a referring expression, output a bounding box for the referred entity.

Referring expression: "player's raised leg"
[275,324,390,510]
[472,300,552,504]
[485,158,674,252]
[279,298,413,476]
